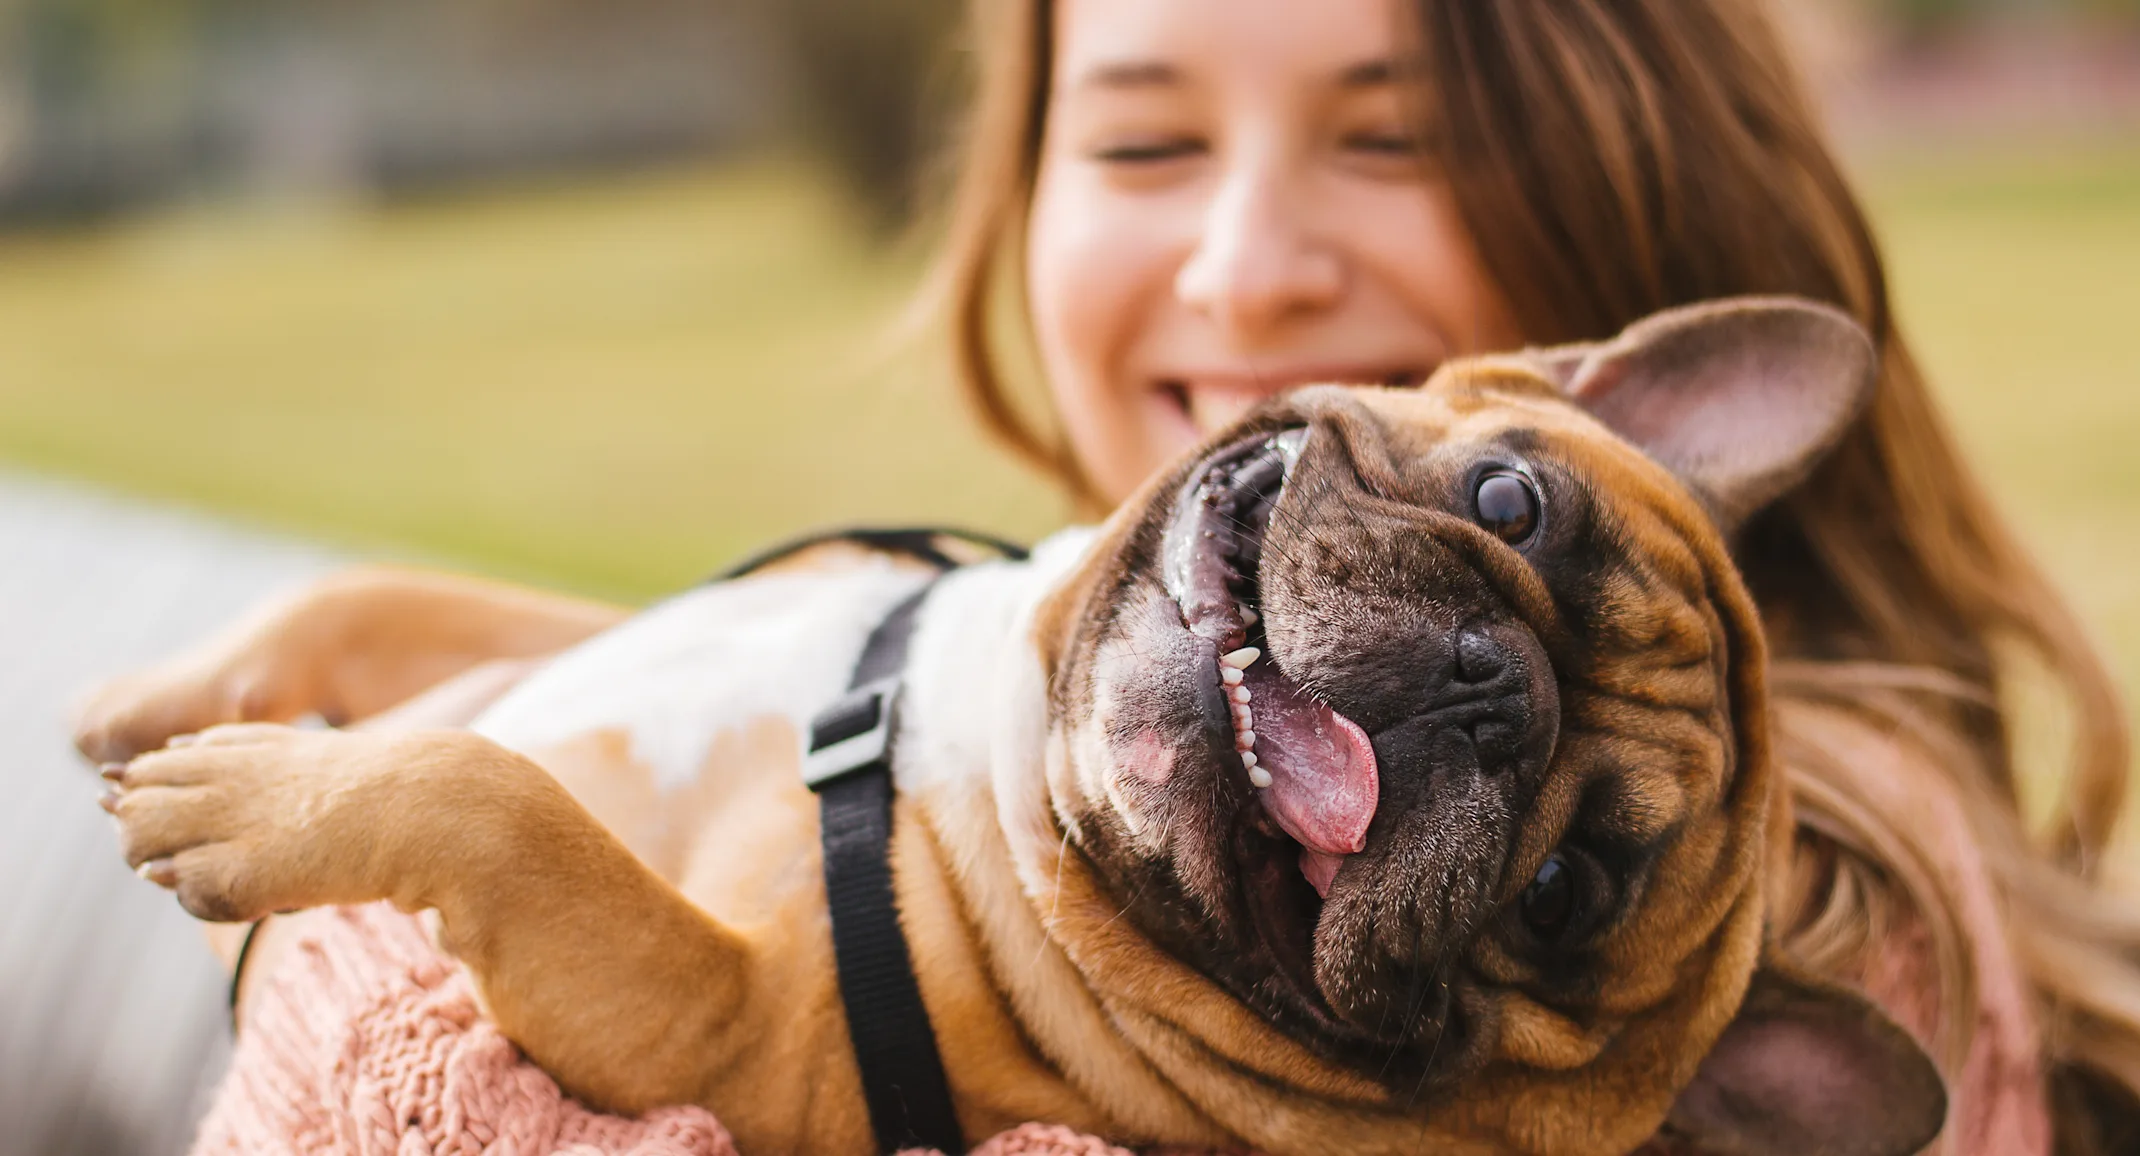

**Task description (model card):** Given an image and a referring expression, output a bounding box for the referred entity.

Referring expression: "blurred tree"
[762,0,963,234]
[1882,0,1989,35]
[1876,0,2140,36]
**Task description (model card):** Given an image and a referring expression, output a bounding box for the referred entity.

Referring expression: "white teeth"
[1221,651,1265,786]
[1239,606,1258,627]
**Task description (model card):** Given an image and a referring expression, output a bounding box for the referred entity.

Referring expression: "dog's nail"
[1230,686,1251,705]
[99,762,127,782]
[137,859,176,886]
[1221,647,1260,669]
[1247,765,1273,789]
[1235,730,1256,752]
[1220,667,1243,687]
[98,786,122,813]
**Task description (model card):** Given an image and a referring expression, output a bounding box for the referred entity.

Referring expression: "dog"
[79,297,1947,1155]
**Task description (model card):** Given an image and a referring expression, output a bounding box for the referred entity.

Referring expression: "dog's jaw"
[1159,427,1384,899]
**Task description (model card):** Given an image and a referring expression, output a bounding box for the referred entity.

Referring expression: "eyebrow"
[1071,60,1183,91]
[1338,58,1399,88]
[1070,57,1406,94]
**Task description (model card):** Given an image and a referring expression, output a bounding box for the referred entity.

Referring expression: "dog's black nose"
[1366,622,1559,788]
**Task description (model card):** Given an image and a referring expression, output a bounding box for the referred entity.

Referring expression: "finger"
[72,674,233,766]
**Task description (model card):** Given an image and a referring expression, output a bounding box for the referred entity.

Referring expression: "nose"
[1367,622,1560,790]
[1173,166,1343,343]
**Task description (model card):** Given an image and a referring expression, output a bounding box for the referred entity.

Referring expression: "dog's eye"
[1473,470,1541,547]
[1520,853,1579,942]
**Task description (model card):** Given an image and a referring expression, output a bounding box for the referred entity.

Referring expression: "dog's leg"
[102,723,757,1114]
[74,566,627,763]
[199,655,556,983]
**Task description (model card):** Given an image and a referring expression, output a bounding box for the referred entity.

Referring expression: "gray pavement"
[0,473,338,1156]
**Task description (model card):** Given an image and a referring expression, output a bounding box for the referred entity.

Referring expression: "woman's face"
[1027,0,1522,505]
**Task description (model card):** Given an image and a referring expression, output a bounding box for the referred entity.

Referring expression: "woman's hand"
[72,566,627,764]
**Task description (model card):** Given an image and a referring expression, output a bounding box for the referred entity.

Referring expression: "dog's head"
[1033,298,1945,1154]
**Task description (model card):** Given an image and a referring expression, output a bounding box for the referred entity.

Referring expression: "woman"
[925,1,2140,1150]
[132,0,2140,1151]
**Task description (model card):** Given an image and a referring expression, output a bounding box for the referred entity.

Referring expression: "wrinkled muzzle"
[1160,407,1562,1041]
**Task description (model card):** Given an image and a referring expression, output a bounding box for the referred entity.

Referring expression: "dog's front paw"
[100,724,407,922]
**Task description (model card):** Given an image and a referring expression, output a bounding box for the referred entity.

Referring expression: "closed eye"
[1341,131,1424,157]
[1092,138,1205,165]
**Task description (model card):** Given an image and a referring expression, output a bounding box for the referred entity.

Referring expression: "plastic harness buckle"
[804,677,903,791]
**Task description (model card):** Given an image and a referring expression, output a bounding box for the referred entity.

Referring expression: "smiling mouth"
[1161,429,1385,999]
[1156,368,1432,407]
[1158,372,1430,437]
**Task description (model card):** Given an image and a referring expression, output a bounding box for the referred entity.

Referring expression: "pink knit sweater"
[193,892,2043,1155]
[194,904,1157,1156]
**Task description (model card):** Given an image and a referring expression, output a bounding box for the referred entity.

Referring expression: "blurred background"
[0,0,2136,1153]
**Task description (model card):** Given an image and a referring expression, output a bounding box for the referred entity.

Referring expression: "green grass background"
[1,147,2135,782]
[0,160,1065,599]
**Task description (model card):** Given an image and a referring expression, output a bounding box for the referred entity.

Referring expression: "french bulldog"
[81,297,1946,1155]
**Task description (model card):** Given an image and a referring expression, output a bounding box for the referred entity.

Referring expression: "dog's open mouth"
[1162,430,1383,988]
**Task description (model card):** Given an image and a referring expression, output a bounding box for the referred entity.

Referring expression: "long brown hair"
[923,0,2139,1146]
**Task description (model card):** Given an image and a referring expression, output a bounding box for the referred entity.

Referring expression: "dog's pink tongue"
[1242,663,1379,896]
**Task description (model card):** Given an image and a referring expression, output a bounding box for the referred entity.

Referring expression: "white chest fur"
[468,529,1096,798]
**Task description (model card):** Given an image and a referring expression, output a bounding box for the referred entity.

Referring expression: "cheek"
[1027,161,1197,503]
[1337,180,1522,354]
[1075,595,1222,825]
[1026,183,1123,424]
[1106,720,1178,788]
[1064,686,1176,847]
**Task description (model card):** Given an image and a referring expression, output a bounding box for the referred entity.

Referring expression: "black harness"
[723,528,1027,1155]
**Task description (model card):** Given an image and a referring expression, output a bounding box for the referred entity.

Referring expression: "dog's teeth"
[1239,605,1258,626]
[1240,750,1258,770]
[1247,765,1273,789]
[1233,704,1253,729]
[1230,685,1251,705]
[1221,647,1260,669]
[1235,730,1256,751]
[1220,667,1243,686]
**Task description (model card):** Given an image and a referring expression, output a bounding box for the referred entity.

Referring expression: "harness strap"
[793,527,1025,1155]
[713,526,1028,584]
[806,584,963,1154]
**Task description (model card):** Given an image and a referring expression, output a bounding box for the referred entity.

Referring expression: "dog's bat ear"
[1664,963,1947,1156]
[1529,296,1879,532]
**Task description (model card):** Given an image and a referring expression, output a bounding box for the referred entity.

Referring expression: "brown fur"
[82,307,1945,1155]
